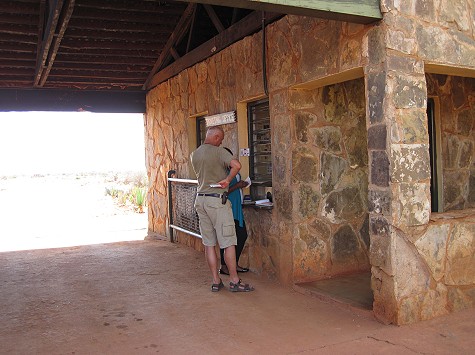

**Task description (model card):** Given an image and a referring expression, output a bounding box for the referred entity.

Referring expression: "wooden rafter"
[146,11,283,90]
[203,4,224,33]
[34,0,63,86]
[35,0,75,86]
[142,3,197,89]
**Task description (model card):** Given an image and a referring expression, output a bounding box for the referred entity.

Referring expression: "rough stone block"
[439,0,471,32]
[391,74,427,109]
[289,89,316,110]
[445,223,475,285]
[292,148,318,183]
[293,225,329,281]
[323,84,346,124]
[303,218,330,243]
[368,124,387,150]
[331,225,368,273]
[360,214,370,249]
[415,0,436,22]
[298,184,320,218]
[400,109,428,144]
[367,72,386,125]
[390,144,431,182]
[371,266,398,324]
[322,186,365,224]
[294,112,316,143]
[344,118,368,167]
[386,29,416,55]
[443,134,460,170]
[447,286,475,312]
[371,150,390,187]
[456,109,474,136]
[312,126,342,153]
[443,170,468,210]
[416,24,459,63]
[459,140,473,168]
[275,188,293,220]
[394,182,431,227]
[469,171,475,205]
[420,283,449,321]
[393,231,430,300]
[320,152,347,195]
[368,189,391,215]
[415,224,450,282]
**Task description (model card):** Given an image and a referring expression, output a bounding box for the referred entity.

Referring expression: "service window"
[248,99,272,200]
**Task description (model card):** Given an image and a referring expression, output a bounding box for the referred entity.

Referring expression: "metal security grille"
[248,99,272,200]
[167,171,201,241]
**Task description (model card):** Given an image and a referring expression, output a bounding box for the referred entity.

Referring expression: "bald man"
[190,126,254,292]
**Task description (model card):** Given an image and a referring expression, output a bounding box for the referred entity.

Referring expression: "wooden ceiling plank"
[59,39,165,51]
[0,23,37,35]
[76,0,186,15]
[0,13,38,25]
[143,3,197,89]
[72,7,183,25]
[67,18,176,33]
[203,4,225,33]
[147,11,283,90]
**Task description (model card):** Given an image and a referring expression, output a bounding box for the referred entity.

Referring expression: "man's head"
[204,126,224,147]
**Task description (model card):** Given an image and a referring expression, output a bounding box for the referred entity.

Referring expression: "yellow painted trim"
[425,63,475,79]
[291,67,364,90]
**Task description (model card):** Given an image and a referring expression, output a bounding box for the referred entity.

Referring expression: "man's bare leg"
[204,245,221,284]
[224,245,240,283]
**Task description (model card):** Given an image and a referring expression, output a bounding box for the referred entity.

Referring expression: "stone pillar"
[366,19,431,323]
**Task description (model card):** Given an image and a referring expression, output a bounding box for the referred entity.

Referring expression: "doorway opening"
[0,111,147,252]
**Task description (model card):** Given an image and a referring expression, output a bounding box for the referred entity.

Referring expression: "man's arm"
[218,159,241,189]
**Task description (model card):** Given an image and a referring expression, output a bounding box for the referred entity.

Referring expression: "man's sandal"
[229,279,254,292]
[211,279,224,292]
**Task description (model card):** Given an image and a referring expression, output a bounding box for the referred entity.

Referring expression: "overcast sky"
[0,111,145,175]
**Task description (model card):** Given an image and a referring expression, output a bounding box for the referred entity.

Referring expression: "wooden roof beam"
[34,0,63,86]
[143,3,196,89]
[175,0,382,24]
[36,0,76,87]
[146,11,283,90]
[203,4,225,33]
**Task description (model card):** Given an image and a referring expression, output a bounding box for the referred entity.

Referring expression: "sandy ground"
[0,240,474,355]
[0,174,148,252]
[0,175,474,354]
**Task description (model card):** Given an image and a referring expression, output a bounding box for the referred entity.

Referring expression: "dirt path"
[0,240,474,354]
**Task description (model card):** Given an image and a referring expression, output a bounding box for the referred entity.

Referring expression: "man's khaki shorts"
[194,195,237,248]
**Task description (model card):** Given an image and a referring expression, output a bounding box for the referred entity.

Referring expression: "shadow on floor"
[294,271,373,311]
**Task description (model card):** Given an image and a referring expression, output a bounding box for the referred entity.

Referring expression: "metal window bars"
[167,170,201,242]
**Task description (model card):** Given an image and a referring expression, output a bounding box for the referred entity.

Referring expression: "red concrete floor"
[1,239,474,354]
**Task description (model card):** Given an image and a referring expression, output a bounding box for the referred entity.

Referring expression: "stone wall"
[368,0,475,324]
[289,79,370,282]
[145,15,371,285]
[145,2,475,325]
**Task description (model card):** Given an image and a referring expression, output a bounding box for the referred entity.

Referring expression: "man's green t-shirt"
[190,144,233,193]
